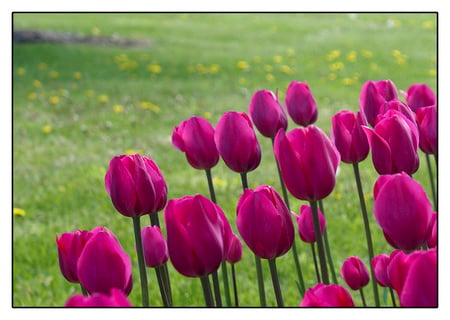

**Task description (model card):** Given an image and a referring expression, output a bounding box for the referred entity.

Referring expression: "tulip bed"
[13,13,437,307]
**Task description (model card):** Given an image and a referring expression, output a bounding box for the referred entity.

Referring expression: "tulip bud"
[403,83,436,112]
[105,154,167,217]
[65,288,132,307]
[141,226,169,268]
[416,105,437,155]
[371,254,391,287]
[377,99,416,125]
[274,126,340,201]
[373,173,433,251]
[294,205,326,243]
[300,283,355,307]
[172,116,219,170]
[341,256,370,291]
[225,233,243,264]
[360,79,397,127]
[285,80,318,126]
[236,185,294,259]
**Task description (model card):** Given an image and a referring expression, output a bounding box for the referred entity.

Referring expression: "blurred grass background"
[12,13,437,307]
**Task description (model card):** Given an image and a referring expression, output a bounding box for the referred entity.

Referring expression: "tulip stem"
[155,266,170,307]
[425,153,437,211]
[352,162,380,307]
[271,137,306,296]
[200,275,215,307]
[132,216,150,307]
[359,288,367,307]
[211,271,222,307]
[268,258,284,307]
[318,200,338,284]
[389,287,397,307]
[310,243,321,283]
[205,169,217,203]
[240,172,249,190]
[80,284,88,296]
[309,200,329,284]
[231,263,239,307]
[221,261,232,307]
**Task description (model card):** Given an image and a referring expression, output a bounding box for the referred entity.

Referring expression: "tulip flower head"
[341,256,370,291]
[371,254,391,287]
[172,116,219,170]
[65,288,132,307]
[416,105,437,155]
[141,225,169,268]
[427,212,437,249]
[294,204,326,243]
[300,283,355,307]
[285,80,318,126]
[225,233,243,264]
[360,79,398,127]
[403,83,436,112]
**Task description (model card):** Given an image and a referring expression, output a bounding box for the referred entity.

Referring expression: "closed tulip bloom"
[236,185,294,259]
[378,99,416,125]
[274,126,340,201]
[164,194,226,277]
[105,154,167,217]
[363,110,419,175]
[226,233,243,264]
[416,105,437,155]
[65,288,132,307]
[248,89,288,138]
[294,205,326,243]
[172,116,219,169]
[403,83,436,112]
[371,254,391,287]
[300,283,355,307]
[141,226,169,268]
[341,256,370,291]
[215,111,261,173]
[427,212,437,249]
[360,80,397,127]
[331,110,369,163]
[285,80,318,126]
[77,229,133,295]
[373,173,433,251]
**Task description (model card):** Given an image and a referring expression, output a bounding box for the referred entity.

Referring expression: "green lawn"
[12,13,437,307]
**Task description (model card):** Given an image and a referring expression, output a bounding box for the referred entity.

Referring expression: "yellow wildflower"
[280,65,294,75]
[342,78,354,86]
[265,73,274,82]
[273,55,283,63]
[286,48,295,56]
[32,80,42,88]
[238,78,247,85]
[98,94,109,103]
[326,50,341,61]
[213,177,227,188]
[208,64,219,74]
[422,20,434,30]
[113,104,124,113]
[147,63,162,74]
[91,27,101,36]
[49,70,59,79]
[27,92,37,100]
[203,112,212,119]
[73,72,82,80]
[328,73,337,81]
[17,67,26,75]
[428,69,436,76]
[264,65,273,72]
[236,60,249,71]
[42,125,52,133]
[86,89,95,97]
[361,50,373,58]
[49,96,60,104]
[346,51,357,62]
[114,54,128,64]
[38,63,47,70]
[329,61,345,71]
[13,208,26,216]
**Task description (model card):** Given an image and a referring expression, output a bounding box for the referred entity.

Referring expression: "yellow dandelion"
[208,64,220,74]
[73,72,82,80]
[342,78,354,86]
[280,65,294,75]
[125,149,144,155]
[326,50,341,61]
[147,63,162,74]
[428,69,436,76]
[286,48,295,56]
[38,62,48,70]
[49,96,60,104]
[114,54,128,64]
[329,61,345,71]
[361,49,373,58]
[113,104,124,113]
[370,62,379,71]
[91,27,101,36]
[32,79,42,88]
[328,73,337,81]
[13,208,26,216]
[422,20,434,30]
[392,49,401,57]
[86,89,95,97]
[203,112,212,119]
[213,177,227,188]
[17,67,26,75]
[236,60,249,71]
[264,64,273,72]
[27,92,37,100]
[195,64,207,74]
[273,55,283,63]
[98,94,109,103]
[49,70,59,79]
[346,51,357,62]
[265,73,274,82]
[138,101,160,113]
[364,193,373,201]
[333,192,342,200]
[42,125,52,133]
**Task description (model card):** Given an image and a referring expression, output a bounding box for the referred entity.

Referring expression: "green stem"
[359,288,367,307]
[221,261,232,307]
[389,287,397,307]
[425,153,437,211]
[205,168,217,203]
[80,284,88,296]
[268,258,284,307]
[132,216,150,307]
[309,200,329,284]
[155,266,170,307]
[254,255,267,307]
[318,199,338,284]
[240,172,249,190]
[200,275,215,307]
[310,243,321,283]
[211,271,222,307]
[231,263,239,307]
[352,162,380,307]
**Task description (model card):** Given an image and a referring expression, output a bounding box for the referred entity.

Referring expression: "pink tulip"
[427,212,437,249]
[373,172,433,251]
[331,110,369,163]
[164,194,226,277]
[300,283,355,307]
[377,99,416,125]
[77,229,133,295]
[341,256,370,291]
[105,154,167,217]
[363,110,419,175]
[225,233,243,264]
[360,79,397,127]
[416,105,437,155]
[236,185,294,259]
[248,89,288,138]
[215,111,261,173]
[274,126,340,201]
[371,254,391,287]
[403,83,436,112]
[65,288,132,307]
[141,226,169,268]
[285,80,318,126]
[387,249,437,307]
[172,116,219,170]
[294,204,326,243]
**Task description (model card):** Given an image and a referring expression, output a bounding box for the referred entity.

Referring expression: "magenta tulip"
[427,212,437,249]
[371,254,391,287]
[248,89,288,138]
[105,154,167,217]
[214,111,261,173]
[65,288,132,307]
[225,233,243,264]
[331,110,369,163]
[294,204,326,243]
[360,79,397,127]
[77,228,133,295]
[416,105,437,155]
[403,83,436,112]
[341,256,370,291]
[378,99,416,125]
[274,126,340,201]
[363,110,419,175]
[164,194,226,277]
[300,283,355,307]
[285,80,318,126]
[172,116,219,170]
[373,172,433,251]
[141,225,169,268]
[236,185,294,259]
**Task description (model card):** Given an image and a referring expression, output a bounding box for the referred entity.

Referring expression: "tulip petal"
[108,157,137,217]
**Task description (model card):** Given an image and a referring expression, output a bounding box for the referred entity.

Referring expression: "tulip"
[360,79,397,127]
[403,83,436,112]
[105,154,167,217]
[274,126,340,201]
[427,212,437,248]
[236,185,294,260]
[65,288,132,307]
[331,110,369,163]
[416,105,437,155]
[300,283,355,307]
[77,229,133,295]
[172,116,219,170]
[141,226,168,268]
[378,99,416,125]
[285,80,318,126]
[225,233,243,264]
[363,110,419,175]
[341,256,370,291]
[164,194,226,278]
[214,111,261,173]
[373,172,433,251]
[387,249,437,307]
[294,205,326,243]
[371,254,391,287]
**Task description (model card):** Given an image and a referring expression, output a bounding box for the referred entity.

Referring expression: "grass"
[12,13,437,307]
